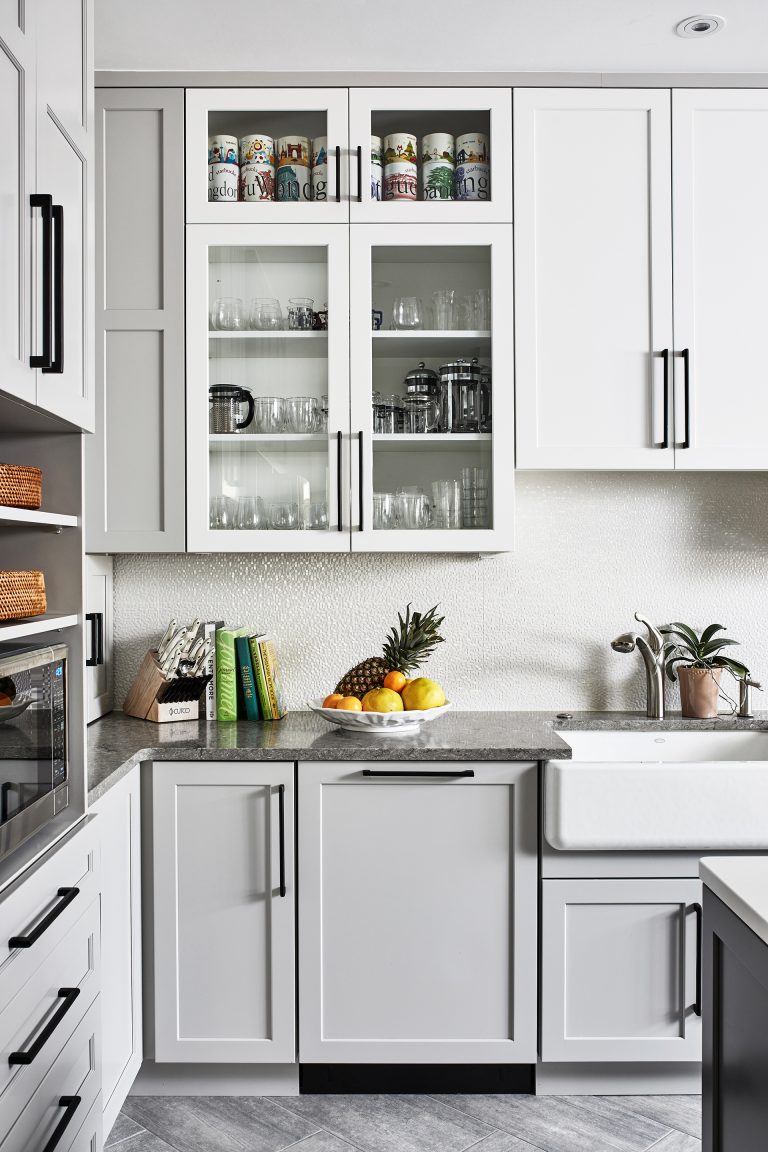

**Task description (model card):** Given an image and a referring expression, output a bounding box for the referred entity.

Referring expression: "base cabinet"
[541,877,702,1063]
[151,762,295,1063]
[91,768,142,1136]
[298,760,537,1063]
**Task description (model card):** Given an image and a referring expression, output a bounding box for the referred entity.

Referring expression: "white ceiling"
[95,0,768,73]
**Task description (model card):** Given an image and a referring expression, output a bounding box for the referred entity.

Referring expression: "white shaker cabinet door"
[152,762,296,1063]
[514,89,674,469]
[541,878,703,1063]
[299,761,537,1063]
[673,90,768,470]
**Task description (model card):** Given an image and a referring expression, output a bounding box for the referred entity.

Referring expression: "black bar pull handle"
[43,203,64,374]
[358,430,364,532]
[30,194,53,369]
[85,612,104,667]
[691,901,703,1016]
[336,430,343,532]
[334,145,341,203]
[9,886,80,949]
[681,348,691,449]
[356,145,362,202]
[9,988,80,1065]
[362,769,475,778]
[658,348,670,449]
[41,1096,82,1152]
[277,784,286,898]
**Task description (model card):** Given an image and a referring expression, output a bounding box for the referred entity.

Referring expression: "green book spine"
[249,635,272,720]
[259,637,286,719]
[215,628,245,722]
[235,635,260,721]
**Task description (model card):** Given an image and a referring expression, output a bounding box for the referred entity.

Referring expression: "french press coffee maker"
[209,385,255,433]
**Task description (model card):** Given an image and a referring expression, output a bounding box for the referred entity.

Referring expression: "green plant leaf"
[661,622,701,649]
[665,656,690,682]
[711,656,750,678]
[700,637,741,657]
[700,623,726,646]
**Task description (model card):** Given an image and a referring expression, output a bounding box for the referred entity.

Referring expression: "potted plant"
[660,622,749,718]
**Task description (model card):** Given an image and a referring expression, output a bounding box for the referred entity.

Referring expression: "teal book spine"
[235,634,261,722]
[249,634,272,720]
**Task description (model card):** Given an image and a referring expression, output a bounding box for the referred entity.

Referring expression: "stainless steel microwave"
[0,643,68,862]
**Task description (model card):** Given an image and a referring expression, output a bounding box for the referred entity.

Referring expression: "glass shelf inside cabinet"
[370,245,493,533]
[207,109,330,206]
[370,109,491,204]
[207,244,334,534]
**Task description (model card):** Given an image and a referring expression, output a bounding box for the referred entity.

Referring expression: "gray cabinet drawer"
[0,898,99,1136]
[0,996,100,1152]
[65,1096,102,1152]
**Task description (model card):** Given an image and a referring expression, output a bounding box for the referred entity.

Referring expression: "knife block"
[123,649,211,723]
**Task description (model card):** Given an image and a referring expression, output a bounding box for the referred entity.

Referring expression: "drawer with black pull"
[0,820,98,1014]
[0,996,100,1152]
[0,897,99,1134]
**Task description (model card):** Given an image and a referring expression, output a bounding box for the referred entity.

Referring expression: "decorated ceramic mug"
[208,162,239,202]
[311,163,328,201]
[277,136,310,168]
[455,132,489,165]
[371,160,383,201]
[371,135,382,165]
[421,159,454,200]
[240,162,275,202]
[277,164,312,202]
[383,132,417,166]
[208,135,238,165]
[383,161,417,201]
[311,136,327,168]
[421,133,455,165]
[454,162,490,201]
[239,133,274,166]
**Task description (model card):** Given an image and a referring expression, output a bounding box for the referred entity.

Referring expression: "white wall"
[114,472,768,713]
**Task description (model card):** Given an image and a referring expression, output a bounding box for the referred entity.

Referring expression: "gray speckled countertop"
[86,708,768,805]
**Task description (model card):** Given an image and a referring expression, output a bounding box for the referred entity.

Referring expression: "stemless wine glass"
[392,296,424,330]
[394,491,431,530]
[284,396,319,433]
[308,501,328,530]
[287,297,315,331]
[270,502,299,530]
[210,297,246,331]
[209,495,237,529]
[250,297,283,331]
[373,492,396,530]
[236,495,268,530]
[252,396,284,433]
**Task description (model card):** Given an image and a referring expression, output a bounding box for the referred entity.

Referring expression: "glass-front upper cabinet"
[186,89,349,224]
[349,89,512,223]
[186,224,350,552]
[350,224,514,552]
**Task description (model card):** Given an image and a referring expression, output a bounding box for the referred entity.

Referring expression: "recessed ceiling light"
[676,14,726,37]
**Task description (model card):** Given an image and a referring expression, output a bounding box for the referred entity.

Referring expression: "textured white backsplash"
[113,473,768,712]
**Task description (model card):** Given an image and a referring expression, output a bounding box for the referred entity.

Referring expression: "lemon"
[401,677,446,711]
[361,687,404,713]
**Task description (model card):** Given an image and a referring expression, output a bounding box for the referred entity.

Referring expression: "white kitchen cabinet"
[90,769,142,1136]
[349,88,512,223]
[541,877,703,1063]
[299,761,537,1063]
[514,89,674,470]
[87,88,186,552]
[151,762,295,1063]
[672,90,768,470]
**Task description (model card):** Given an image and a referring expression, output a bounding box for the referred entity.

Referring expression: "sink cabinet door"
[541,877,702,1063]
[298,760,537,1063]
[151,762,295,1063]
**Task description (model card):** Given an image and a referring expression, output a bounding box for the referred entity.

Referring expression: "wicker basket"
[0,464,42,510]
[0,571,47,622]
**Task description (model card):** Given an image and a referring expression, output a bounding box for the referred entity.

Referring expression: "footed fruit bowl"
[307,698,452,735]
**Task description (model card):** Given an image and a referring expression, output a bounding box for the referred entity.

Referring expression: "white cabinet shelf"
[0,507,78,528]
[372,433,491,450]
[372,331,490,357]
[0,613,79,642]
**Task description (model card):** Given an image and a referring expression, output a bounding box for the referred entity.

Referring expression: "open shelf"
[0,613,79,642]
[0,507,78,529]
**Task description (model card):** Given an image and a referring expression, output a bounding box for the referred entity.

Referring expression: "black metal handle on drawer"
[361,769,475,778]
[9,987,80,1065]
[43,203,64,374]
[278,783,286,898]
[41,1096,82,1152]
[85,611,104,667]
[30,194,53,369]
[691,901,703,1016]
[9,886,80,949]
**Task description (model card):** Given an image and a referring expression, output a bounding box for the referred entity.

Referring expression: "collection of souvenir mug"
[208,133,329,203]
[372,132,490,202]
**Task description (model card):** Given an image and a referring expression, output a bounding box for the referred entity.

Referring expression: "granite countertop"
[86,708,768,805]
[700,856,768,949]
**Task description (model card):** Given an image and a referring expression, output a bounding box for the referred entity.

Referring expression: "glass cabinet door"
[186,224,350,552]
[349,89,512,224]
[186,89,349,225]
[350,223,514,552]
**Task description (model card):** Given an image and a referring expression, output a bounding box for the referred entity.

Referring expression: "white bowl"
[307,697,451,735]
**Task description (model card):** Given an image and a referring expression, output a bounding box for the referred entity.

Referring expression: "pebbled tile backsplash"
[113,472,768,712]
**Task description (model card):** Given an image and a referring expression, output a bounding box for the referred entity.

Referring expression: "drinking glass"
[210,297,246,331]
[395,491,431,530]
[236,495,268,530]
[308,501,328,530]
[270,502,299,530]
[287,297,315,330]
[284,396,319,433]
[432,289,455,331]
[461,466,490,528]
[431,480,463,529]
[392,296,424,330]
[209,495,237,529]
[373,492,396,530]
[250,297,283,331]
[474,288,491,330]
[317,395,329,432]
[252,396,284,433]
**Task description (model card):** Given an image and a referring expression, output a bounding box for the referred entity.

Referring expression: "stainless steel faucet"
[611,612,666,720]
[738,676,762,719]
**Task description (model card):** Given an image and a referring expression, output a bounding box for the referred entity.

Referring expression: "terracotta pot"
[678,666,722,718]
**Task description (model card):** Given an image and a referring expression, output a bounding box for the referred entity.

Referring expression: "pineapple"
[335,604,445,699]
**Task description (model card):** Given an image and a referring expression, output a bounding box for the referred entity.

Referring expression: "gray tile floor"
[105,1094,701,1152]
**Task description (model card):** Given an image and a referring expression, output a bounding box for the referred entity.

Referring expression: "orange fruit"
[401,677,446,711]
[362,687,405,713]
[337,696,363,711]
[322,693,344,709]
[383,670,407,693]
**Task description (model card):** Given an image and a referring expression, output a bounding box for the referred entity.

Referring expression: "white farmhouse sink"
[545,729,768,851]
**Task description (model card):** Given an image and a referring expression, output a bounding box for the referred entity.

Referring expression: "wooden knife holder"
[123,649,211,723]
